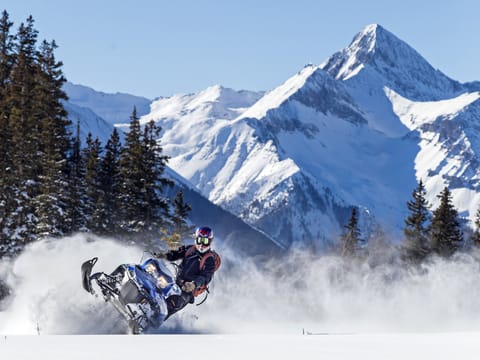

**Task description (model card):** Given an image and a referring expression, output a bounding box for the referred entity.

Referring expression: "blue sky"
[2,0,479,99]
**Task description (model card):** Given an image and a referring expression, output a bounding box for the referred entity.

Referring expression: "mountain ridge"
[64,82,151,126]
[66,23,480,250]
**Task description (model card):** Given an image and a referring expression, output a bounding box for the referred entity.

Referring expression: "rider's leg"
[164,291,194,320]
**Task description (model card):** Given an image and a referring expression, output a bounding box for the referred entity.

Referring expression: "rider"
[156,226,218,320]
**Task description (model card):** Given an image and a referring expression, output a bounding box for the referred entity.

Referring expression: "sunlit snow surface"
[2,333,480,360]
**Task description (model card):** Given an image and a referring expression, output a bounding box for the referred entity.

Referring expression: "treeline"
[341,180,480,262]
[0,11,190,257]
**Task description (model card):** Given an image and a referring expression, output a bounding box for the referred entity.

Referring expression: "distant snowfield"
[2,235,480,358]
[2,333,480,359]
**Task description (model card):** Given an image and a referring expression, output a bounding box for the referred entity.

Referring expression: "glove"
[181,281,196,293]
[152,252,166,259]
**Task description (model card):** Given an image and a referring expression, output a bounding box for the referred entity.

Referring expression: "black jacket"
[165,245,216,288]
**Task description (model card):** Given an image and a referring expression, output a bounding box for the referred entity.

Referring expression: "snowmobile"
[81,255,181,334]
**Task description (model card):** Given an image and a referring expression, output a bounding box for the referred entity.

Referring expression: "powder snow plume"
[2,235,480,334]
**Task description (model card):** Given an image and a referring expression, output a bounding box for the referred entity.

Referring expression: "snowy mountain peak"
[321,24,462,100]
[240,64,320,120]
[193,84,263,110]
[320,24,405,80]
[194,84,230,104]
[350,23,381,54]
[145,85,263,128]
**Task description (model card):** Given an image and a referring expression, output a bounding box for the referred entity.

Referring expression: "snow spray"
[2,235,480,334]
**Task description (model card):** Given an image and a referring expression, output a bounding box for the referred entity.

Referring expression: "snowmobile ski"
[81,257,98,293]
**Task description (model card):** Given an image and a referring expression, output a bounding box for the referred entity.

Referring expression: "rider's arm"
[165,245,188,261]
[191,255,216,288]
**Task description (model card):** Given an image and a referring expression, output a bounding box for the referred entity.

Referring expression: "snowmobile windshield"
[141,258,175,285]
[144,262,159,277]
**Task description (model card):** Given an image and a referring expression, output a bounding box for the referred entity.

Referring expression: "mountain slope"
[62,83,280,253]
[62,101,114,145]
[141,85,263,158]
[163,167,282,256]
[321,24,480,224]
[387,89,480,215]
[139,24,480,249]
[73,24,480,250]
[63,82,151,126]
[140,66,417,248]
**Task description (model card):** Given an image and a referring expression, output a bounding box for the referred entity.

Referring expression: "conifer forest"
[0,11,191,257]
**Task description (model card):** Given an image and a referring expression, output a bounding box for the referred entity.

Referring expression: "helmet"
[195,226,213,253]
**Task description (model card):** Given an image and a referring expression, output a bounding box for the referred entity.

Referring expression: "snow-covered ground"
[2,332,480,359]
[2,235,480,358]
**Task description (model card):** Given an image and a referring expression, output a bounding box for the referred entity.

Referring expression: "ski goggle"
[196,236,211,246]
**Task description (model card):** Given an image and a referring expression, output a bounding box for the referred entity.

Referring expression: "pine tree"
[97,128,122,234]
[0,10,15,177]
[165,190,193,248]
[142,119,172,231]
[82,134,103,232]
[33,40,71,237]
[4,16,40,245]
[8,16,39,180]
[0,10,14,89]
[118,106,145,235]
[430,187,463,257]
[0,10,15,252]
[472,207,480,248]
[66,121,87,232]
[403,179,431,261]
[118,109,173,239]
[341,207,361,257]
[172,190,192,225]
